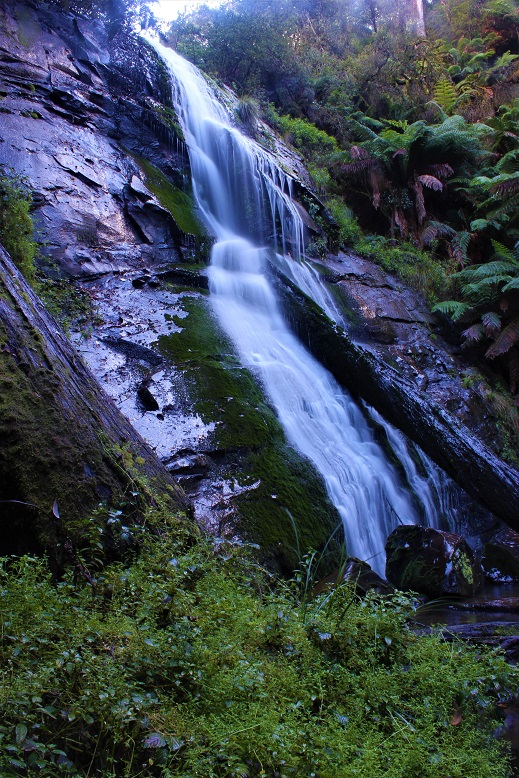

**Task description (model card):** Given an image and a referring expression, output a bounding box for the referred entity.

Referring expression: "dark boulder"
[312,557,392,598]
[482,527,519,582]
[385,525,483,597]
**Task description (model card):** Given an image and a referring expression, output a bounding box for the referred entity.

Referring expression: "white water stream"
[148,39,453,573]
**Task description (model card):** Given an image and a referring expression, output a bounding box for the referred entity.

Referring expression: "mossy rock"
[132,155,206,239]
[0,244,186,565]
[157,293,343,575]
[385,525,483,598]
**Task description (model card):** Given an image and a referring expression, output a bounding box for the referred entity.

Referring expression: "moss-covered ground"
[157,293,342,574]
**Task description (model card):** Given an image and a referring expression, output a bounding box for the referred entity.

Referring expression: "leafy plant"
[434,240,519,394]
[0,514,516,777]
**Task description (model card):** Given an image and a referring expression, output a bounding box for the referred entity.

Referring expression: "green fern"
[433,300,472,320]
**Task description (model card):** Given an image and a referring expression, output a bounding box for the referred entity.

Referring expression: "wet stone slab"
[71,274,216,460]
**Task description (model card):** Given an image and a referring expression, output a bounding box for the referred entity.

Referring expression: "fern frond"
[470,218,501,231]
[422,220,455,245]
[452,231,471,265]
[417,175,443,191]
[462,323,485,342]
[502,278,519,292]
[486,319,519,359]
[432,300,471,320]
[432,77,458,114]
[482,311,502,337]
[490,240,518,262]
[342,159,376,176]
[428,163,454,179]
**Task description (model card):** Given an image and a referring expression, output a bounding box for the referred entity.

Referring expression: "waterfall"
[147,38,452,574]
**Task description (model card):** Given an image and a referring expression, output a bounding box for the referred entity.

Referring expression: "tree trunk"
[271,265,519,531]
[0,244,188,560]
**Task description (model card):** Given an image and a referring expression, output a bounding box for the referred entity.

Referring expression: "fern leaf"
[432,300,471,320]
[341,159,376,176]
[417,175,443,191]
[482,311,502,337]
[485,319,519,358]
[433,77,458,114]
[462,323,485,342]
[428,163,454,179]
[502,278,519,292]
[452,231,471,265]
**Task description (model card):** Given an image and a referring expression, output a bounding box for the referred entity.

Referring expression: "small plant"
[236,96,259,135]
[0,166,37,281]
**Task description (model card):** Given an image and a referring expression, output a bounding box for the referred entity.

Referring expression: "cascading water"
[148,38,451,574]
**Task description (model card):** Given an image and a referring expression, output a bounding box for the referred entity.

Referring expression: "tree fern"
[433,300,472,320]
[486,320,519,358]
[433,76,458,114]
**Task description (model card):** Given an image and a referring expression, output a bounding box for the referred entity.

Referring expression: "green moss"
[149,102,185,142]
[0,167,37,282]
[156,295,342,573]
[454,549,474,586]
[132,155,206,238]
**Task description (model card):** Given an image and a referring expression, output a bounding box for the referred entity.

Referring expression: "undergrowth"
[325,197,450,304]
[0,510,516,777]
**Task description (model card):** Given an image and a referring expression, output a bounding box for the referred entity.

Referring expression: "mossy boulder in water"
[385,526,483,597]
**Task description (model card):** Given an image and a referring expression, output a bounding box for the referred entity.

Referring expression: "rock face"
[0,1,203,279]
[385,526,483,597]
[314,252,507,450]
[0,243,187,561]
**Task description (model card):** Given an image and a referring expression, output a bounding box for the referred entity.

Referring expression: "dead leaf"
[451,703,462,726]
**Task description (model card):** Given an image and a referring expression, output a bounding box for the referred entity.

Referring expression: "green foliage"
[432,76,458,114]
[0,167,37,282]
[325,197,363,246]
[356,235,449,304]
[0,522,516,776]
[433,240,519,393]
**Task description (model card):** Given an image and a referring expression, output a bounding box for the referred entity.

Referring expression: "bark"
[0,244,188,559]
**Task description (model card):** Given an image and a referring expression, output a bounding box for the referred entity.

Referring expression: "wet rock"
[166,450,212,477]
[132,274,151,289]
[129,175,153,201]
[137,381,160,412]
[158,266,209,290]
[103,336,162,366]
[313,557,392,597]
[341,557,392,595]
[482,527,519,582]
[385,526,483,598]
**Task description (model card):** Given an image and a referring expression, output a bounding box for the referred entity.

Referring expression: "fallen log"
[271,266,519,531]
